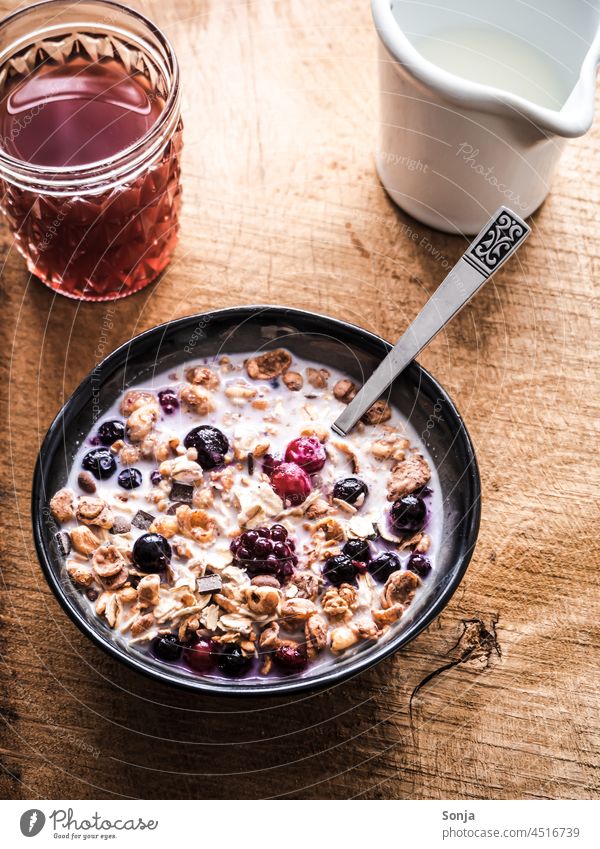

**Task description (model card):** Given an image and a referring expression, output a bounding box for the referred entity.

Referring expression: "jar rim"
[0,0,180,186]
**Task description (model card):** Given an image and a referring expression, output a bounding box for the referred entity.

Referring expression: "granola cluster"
[49,349,435,679]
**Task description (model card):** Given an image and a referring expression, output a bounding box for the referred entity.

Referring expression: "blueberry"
[82,447,117,480]
[332,477,369,506]
[132,533,172,573]
[150,470,162,486]
[323,553,357,586]
[390,494,427,533]
[97,419,125,446]
[153,634,181,662]
[217,644,251,677]
[342,538,372,563]
[118,468,142,489]
[407,553,432,578]
[368,551,401,582]
[183,425,229,470]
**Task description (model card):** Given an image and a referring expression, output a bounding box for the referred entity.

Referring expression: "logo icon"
[19,810,45,837]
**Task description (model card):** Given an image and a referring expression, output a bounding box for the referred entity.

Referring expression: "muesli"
[49,349,440,679]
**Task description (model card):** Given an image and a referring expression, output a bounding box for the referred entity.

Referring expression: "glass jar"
[0,0,182,300]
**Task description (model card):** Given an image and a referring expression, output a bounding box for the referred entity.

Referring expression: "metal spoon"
[331,206,530,437]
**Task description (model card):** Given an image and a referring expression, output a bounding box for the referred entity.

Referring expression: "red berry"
[270,462,311,505]
[284,436,326,473]
[274,642,308,670]
[183,638,216,672]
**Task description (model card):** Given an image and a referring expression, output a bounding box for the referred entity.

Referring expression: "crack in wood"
[409,615,502,733]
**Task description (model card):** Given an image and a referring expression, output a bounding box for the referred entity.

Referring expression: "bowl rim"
[32,305,481,697]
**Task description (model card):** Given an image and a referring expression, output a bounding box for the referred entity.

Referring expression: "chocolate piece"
[54,531,71,557]
[247,453,255,476]
[197,574,222,594]
[77,471,97,493]
[169,481,193,503]
[110,515,132,535]
[131,509,155,530]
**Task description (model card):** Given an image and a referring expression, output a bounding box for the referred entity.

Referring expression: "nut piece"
[49,489,75,523]
[371,433,409,462]
[246,348,292,380]
[321,584,357,621]
[333,379,357,404]
[70,525,101,556]
[224,382,258,404]
[289,571,320,600]
[160,456,204,484]
[77,472,97,494]
[305,498,329,519]
[67,563,94,587]
[381,570,421,609]
[131,613,155,637]
[245,586,281,616]
[305,613,328,658]
[119,444,141,466]
[151,515,179,538]
[137,574,160,607]
[176,505,216,544]
[330,625,358,653]
[372,604,404,626]
[280,597,317,627]
[120,390,156,417]
[361,399,392,425]
[386,453,431,500]
[251,574,280,589]
[306,367,330,389]
[259,621,281,650]
[127,400,160,442]
[185,366,220,390]
[283,371,304,391]
[179,384,216,416]
[76,496,113,529]
[92,544,128,579]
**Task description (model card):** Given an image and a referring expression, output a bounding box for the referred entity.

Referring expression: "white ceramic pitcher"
[371,0,600,233]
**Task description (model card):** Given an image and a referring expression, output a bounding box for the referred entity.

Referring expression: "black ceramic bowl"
[32,306,480,696]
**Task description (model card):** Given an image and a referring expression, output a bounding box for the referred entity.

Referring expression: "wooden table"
[1,0,598,801]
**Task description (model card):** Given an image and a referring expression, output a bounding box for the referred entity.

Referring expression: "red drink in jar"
[0,1,182,300]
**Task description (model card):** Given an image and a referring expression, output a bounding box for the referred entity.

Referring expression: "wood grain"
[0,0,599,800]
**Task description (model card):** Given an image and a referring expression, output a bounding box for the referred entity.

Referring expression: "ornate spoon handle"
[331,207,531,437]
